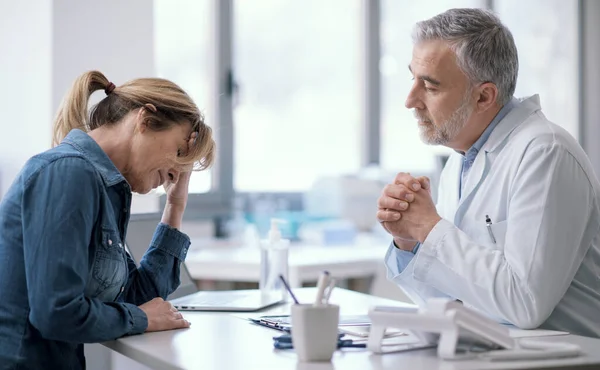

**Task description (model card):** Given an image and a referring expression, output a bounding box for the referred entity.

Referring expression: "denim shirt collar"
[62,129,126,187]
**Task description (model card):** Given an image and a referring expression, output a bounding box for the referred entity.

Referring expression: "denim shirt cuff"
[151,223,191,261]
[124,304,149,335]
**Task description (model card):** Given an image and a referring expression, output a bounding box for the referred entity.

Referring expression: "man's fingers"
[377,209,401,222]
[394,172,432,192]
[394,172,421,191]
[383,184,415,202]
[378,197,409,211]
[416,176,431,190]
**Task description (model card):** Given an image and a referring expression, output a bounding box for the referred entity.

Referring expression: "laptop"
[125,213,285,312]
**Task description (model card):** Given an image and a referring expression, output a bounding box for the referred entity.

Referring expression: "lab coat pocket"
[463,219,508,250]
[483,220,508,250]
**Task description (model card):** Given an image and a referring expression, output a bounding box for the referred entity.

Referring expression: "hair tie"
[105,82,116,95]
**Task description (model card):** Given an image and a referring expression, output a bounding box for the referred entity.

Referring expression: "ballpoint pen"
[279,274,300,304]
[323,278,336,305]
[314,271,330,306]
[485,215,497,244]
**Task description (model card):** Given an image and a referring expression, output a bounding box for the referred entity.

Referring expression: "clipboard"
[249,314,405,339]
[256,314,371,327]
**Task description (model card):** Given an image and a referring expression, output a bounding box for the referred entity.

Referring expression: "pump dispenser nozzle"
[268,218,287,243]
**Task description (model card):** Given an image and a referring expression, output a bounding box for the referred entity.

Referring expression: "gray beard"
[416,95,474,146]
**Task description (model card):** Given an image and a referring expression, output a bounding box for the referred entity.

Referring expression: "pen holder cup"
[291,304,340,362]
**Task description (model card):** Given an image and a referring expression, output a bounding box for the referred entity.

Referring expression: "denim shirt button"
[108,239,112,246]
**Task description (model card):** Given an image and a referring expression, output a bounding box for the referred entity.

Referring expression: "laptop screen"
[125,213,198,300]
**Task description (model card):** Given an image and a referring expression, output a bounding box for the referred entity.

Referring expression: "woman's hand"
[139,297,191,332]
[163,133,196,206]
[161,133,196,229]
[163,170,192,209]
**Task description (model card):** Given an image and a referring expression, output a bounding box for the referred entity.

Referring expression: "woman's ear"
[144,103,158,113]
[135,107,150,133]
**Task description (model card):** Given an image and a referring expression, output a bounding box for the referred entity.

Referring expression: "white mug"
[291,304,340,362]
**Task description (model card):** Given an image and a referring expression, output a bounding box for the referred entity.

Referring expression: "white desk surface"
[185,242,389,287]
[103,288,600,370]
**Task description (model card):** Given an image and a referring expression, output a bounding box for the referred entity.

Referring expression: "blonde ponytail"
[51,71,111,147]
[51,70,215,171]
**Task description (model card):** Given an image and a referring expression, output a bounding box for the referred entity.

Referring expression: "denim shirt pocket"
[86,228,128,302]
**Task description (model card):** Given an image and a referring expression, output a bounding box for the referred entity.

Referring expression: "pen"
[278,274,300,304]
[323,278,336,305]
[314,270,330,306]
[485,215,497,244]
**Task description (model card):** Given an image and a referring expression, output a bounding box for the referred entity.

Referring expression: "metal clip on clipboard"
[366,298,582,361]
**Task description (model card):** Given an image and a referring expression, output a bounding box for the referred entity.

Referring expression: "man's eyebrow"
[408,64,441,86]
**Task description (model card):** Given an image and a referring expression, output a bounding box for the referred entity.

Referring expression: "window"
[233,0,361,192]
[495,0,579,139]
[380,1,488,175]
[154,0,212,193]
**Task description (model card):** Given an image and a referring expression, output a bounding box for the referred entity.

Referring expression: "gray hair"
[412,8,519,106]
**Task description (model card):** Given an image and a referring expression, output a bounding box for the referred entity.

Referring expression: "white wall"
[1,2,160,368]
[0,0,160,212]
[53,2,159,368]
[0,2,52,197]
[52,0,155,110]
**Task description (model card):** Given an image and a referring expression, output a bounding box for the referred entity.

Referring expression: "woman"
[0,70,215,369]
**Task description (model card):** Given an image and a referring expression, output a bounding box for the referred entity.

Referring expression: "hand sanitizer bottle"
[260,218,290,300]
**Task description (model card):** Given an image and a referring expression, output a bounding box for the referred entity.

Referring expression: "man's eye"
[177,149,182,157]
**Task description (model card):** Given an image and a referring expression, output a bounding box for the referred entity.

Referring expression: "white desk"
[185,243,389,288]
[103,288,600,370]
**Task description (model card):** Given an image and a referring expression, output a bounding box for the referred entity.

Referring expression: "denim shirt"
[0,129,191,369]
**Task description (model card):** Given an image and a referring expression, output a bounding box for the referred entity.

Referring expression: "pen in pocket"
[485,215,497,244]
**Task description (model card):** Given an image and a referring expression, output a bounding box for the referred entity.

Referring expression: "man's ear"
[475,82,499,113]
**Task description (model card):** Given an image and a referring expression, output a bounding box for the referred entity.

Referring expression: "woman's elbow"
[29,304,82,342]
[30,311,67,341]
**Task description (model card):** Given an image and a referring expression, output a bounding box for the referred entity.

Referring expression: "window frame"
[160,0,591,228]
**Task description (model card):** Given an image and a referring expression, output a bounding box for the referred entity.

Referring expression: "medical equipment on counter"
[260,219,290,301]
[367,298,581,361]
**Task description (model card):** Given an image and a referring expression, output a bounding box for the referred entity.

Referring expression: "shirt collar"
[460,97,517,158]
[62,129,127,187]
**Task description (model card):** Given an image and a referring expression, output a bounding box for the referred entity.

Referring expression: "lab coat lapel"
[452,95,541,226]
[454,151,489,226]
[482,95,542,153]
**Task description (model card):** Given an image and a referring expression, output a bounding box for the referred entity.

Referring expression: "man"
[377,8,600,338]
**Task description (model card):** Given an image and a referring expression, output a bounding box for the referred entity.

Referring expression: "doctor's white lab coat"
[385,95,600,338]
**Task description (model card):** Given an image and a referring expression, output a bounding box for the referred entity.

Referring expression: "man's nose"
[405,85,424,110]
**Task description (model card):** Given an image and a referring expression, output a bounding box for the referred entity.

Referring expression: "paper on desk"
[508,328,569,338]
[339,325,406,338]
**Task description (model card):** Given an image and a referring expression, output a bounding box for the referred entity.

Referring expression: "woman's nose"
[168,170,180,183]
